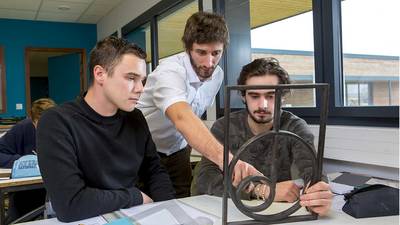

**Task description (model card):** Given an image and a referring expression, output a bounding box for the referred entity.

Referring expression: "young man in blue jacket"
[0,98,55,223]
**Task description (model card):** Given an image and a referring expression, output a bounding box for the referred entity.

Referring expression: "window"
[341,0,399,107]
[218,0,398,126]
[345,83,370,106]
[250,0,315,107]
[157,1,198,61]
[0,47,6,113]
[122,0,199,71]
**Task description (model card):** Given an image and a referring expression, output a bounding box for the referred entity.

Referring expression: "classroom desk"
[0,124,12,132]
[16,194,399,225]
[0,176,43,225]
[0,169,11,179]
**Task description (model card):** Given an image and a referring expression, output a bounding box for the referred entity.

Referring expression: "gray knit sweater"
[195,110,316,198]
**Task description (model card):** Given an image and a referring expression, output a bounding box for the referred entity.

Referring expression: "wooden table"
[0,169,11,179]
[0,125,13,134]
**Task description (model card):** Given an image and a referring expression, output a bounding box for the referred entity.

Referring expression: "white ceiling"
[0,0,123,24]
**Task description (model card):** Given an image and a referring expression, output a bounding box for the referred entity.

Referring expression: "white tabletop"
[17,194,398,225]
[180,195,399,225]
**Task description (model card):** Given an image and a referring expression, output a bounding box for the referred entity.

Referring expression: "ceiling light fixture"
[57,5,71,11]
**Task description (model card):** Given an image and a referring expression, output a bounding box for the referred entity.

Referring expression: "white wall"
[310,125,399,180]
[97,0,161,40]
[310,125,398,168]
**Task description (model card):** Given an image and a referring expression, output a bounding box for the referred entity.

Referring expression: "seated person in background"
[0,98,56,168]
[0,98,55,224]
[196,58,332,216]
[37,37,175,222]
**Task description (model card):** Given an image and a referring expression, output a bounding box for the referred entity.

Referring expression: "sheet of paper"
[136,209,180,225]
[331,194,346,213]
[66,216,107,225]
[39,216,108,225]
[120,199,218,225]
[120,202,164,217]
[329,181,354,195]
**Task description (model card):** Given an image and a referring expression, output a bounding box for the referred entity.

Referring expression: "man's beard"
[190,56,216,81]
[245,104,273,124]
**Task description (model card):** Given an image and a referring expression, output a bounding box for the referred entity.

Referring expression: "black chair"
[9,205,45,224]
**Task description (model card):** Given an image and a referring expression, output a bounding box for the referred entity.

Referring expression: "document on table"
[121,199,218,225]
[77,216,108,225]
[43,215,108,225]
[329,181,354,195]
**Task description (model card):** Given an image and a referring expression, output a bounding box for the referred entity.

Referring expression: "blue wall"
[0,18,96,117]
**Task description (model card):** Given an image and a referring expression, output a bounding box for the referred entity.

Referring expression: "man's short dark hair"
[88,36,146,85]
[182,11,229,50]
[237,57,291,96]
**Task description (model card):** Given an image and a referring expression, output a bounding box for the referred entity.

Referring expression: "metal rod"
[229,83,328,91]
[150,17,158,71]
[273,89,282,132]
[222,86,231,225]
[316,85,329,180]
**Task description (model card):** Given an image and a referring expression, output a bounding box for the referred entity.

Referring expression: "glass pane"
[0,47,5,113]
[124,23,152,73]
[250,0,315,107]
[359,84,369,106]
[342,0,399,106]
[157,1,198,61]
[346,83,359,106]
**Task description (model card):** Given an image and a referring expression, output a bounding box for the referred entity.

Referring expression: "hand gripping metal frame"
[222,83,329,225]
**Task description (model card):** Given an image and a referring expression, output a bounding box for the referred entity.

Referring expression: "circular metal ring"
[235,175,275,212]
[227,130,318,222]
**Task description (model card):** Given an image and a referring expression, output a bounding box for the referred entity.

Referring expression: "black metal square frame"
[222,83,330,225]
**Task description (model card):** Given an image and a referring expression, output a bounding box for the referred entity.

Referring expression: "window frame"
[121,0,201,71]
[0,46,7,113]
[216,0,398,127]
[310,0,398,127]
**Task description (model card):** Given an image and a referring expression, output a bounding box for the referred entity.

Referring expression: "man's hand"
[232,160,262,187]
[300,181,333,216]
[141,192,154,204]
[274,180,300,202]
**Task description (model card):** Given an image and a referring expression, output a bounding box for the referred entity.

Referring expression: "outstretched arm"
[166,102,261,186]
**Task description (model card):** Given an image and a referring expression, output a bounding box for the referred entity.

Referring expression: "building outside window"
[341,0,399,107]
[249,0,315,107]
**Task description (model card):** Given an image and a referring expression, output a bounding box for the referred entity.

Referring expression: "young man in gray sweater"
[196,58,332,216]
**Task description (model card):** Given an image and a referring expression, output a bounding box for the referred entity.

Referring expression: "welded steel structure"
[222,83,329,225]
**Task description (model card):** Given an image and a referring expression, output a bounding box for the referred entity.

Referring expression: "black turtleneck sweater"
[37,98,175,222]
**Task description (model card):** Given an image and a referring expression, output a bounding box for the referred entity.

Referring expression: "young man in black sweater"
[37,37,175,222]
